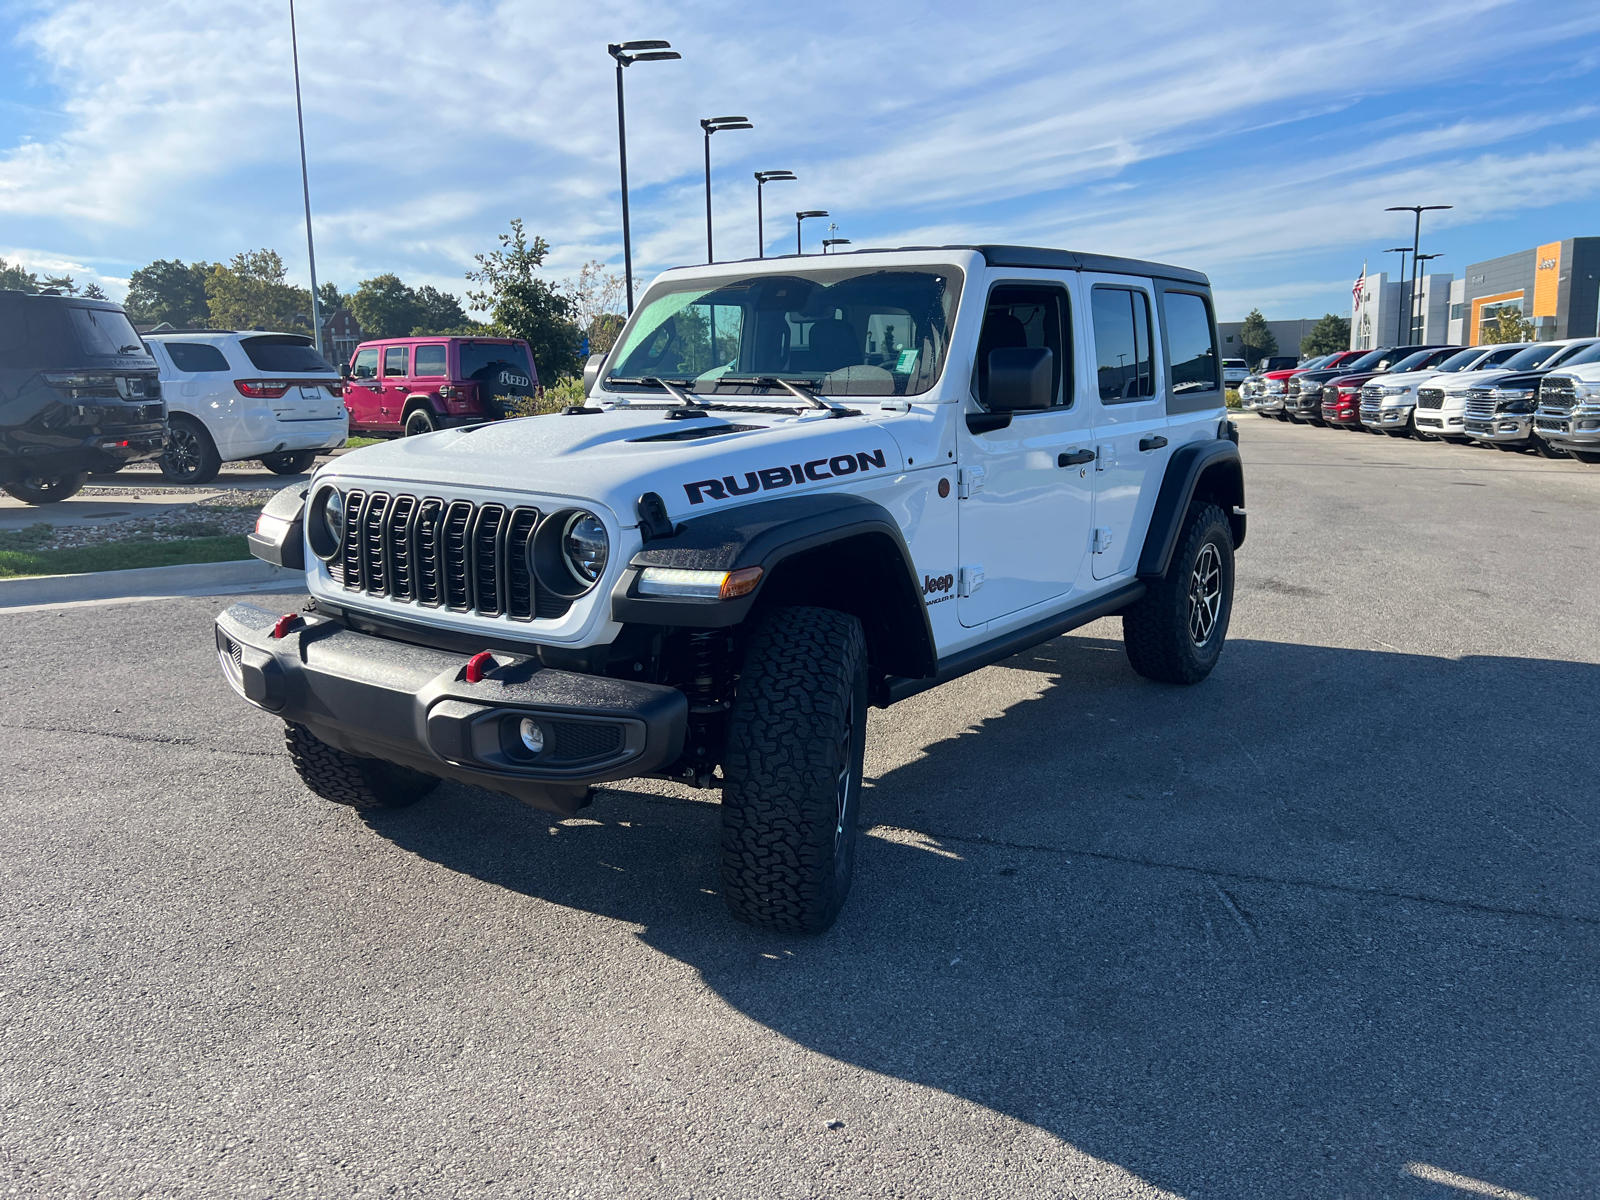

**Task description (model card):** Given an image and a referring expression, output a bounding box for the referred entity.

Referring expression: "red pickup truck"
[341,336,539,437]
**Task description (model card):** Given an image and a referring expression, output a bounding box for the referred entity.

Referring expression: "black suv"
[0,291,166,503]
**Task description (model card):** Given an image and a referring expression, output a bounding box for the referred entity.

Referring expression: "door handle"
[1058,449,1096,467]
[1139,435,1168,452]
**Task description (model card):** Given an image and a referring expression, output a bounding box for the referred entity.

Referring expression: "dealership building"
[1350,237,1600,351]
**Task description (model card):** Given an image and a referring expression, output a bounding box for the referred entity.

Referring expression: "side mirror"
[339,362,352,379]
[582,352,607,397]
[987,347,1054,411]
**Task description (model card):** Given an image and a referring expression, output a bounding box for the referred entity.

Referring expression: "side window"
[413,344,447,377]
[973,283,1072,409]
[350,348,379,380]
[1090,286,1155,403]
[162,342,231,373]
[1162,291,1220,394]
[383,346,409,377]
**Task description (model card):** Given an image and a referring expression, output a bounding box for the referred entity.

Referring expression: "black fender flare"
[610,491,937,680]
[1137,439,1245,579]
[246,483,307,569]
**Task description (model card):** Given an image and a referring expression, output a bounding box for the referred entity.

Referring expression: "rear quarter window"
[162,342,232,373]
[240,335,334,373]
[1162,291,1220,395]
[0,295,77,368]
[413,344,447,377]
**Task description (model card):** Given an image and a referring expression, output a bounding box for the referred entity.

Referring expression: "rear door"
[343,346,382,429]
[956,276,1093,627]
[1085,276,1171,580]
[378,345,409,427]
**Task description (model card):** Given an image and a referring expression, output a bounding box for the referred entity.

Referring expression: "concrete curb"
[0,557,301,610]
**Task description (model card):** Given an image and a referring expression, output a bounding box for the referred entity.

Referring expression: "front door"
[1085,277,1172,580]
[344,347,382,430]
[957,279,1093,628]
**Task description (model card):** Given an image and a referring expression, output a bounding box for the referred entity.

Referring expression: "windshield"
[460,342,535,394]
[1502,343,1570,371]
[240,335,334,374]
[605,265,963,397]
[1297,355,1328,370]
[1472,345,1527,369]
[68,306,145,358]
[1556,342,1600,368]
[1434,348,1487,372]
[1345,348,1392,371]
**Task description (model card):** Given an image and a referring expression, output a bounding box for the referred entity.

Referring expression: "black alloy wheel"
[404,408,439,437]
[159,415,222,485]
[260,450,318,475]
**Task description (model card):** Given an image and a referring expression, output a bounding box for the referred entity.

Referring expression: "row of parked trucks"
[1236,339,1600,461]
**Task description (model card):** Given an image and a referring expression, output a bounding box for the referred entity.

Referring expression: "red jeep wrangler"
[341,336,539,437]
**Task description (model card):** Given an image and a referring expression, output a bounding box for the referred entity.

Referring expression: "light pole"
[700,116,752,264]
[1384,247,1411,345]
[289,0,322,356]
[822,239,850,254]
[1386,204,1452,346]
[796,210,828,255]
[1415,253,1443,341]
[609,40,681,314]
[754,171,795,258]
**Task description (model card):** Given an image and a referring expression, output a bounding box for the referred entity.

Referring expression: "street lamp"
[753,171,796,258]
[289,0,322,356]
[700,116,753,264]
[796,210,828,255]
[1385,204,1452,346]
[822,239,851,254]
[1415,253,1444,342]
[609,39,681,314]
[1384,247,1411,345]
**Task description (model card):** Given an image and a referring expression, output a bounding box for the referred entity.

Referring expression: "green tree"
[0,257,39,292]
[205,250,311,331]
[41,274,78,295]
[317,281,349,314]
[349,274,419,339]
[1300,313,1350,358]
[1481,308,1537,345]
[466,218,580,382]
[126,259,211,327]
[82,282,107,299]
[1239,308,1278,367]
[563,260,629,356]
[411,285,468,334]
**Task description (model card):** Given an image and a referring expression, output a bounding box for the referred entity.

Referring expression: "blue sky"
[2,0,1598,321]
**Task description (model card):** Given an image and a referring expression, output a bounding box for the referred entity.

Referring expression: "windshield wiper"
[118,344,143,355]
[713,376,857,418]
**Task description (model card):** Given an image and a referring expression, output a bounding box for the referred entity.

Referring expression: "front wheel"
[1122,502,1234,685]
[1533,438,1567,459]
[284,722,439,810]
[1571,450,1600,465]
[259,450,318,475]
[3,472,87,504]
[720,607,868,934]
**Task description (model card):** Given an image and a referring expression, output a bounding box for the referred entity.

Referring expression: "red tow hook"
[464,651,496,684]
[270,613,303,639]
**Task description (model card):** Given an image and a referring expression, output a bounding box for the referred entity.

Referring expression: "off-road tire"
[403,408,438,437]
[720,606,869,934]
[284,722,438,810]
[260,450,318,475]
[160,415,222,484]
[4,472,88,504]
[1122,501,1234,685]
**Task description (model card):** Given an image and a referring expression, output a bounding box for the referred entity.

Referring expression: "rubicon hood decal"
[684,448,888,504]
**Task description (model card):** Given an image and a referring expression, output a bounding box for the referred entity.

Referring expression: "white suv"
[144,331,347,484]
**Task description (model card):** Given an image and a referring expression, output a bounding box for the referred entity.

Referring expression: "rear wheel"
[720,607,868,934]
[283,722,438,810]
[403,408,438,437]
[1122,502,1234,685]
[259,450,318,475]
[160,415,222,484]
[3,472,87,504]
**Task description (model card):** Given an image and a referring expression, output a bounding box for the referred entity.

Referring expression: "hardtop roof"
[672,244,1210,287]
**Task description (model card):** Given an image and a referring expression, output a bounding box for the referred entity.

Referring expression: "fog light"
[519,718,545,755]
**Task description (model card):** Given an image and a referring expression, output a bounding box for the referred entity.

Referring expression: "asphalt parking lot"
[3,419,1597,1199]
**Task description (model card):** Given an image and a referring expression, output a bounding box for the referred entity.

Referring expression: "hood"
[1441,367,1515,393]
[1550,362,1600,383]
[318,404,914,527]
[1487,371,1547,391]
[1362,368,1444,390]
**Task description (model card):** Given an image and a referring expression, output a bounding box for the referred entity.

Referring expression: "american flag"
[1352,264,1366,308]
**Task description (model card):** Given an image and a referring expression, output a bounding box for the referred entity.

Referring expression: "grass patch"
[0,523,56,553]
[345,436,384,448]
[0,534,251,579]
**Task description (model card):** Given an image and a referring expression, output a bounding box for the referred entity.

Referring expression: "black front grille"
[328,490,567,621]
[1417,388,1445,409]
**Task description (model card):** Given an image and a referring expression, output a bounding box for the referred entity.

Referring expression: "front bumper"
[1534,412,1600,450]
[1361,404,1413,430]
[1464,413,1535,444]
[215,602,687,815]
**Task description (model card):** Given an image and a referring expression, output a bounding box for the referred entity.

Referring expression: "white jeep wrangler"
[219,245,1245,933]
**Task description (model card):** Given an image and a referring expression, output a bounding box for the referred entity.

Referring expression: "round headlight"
[561,511,609,583]
[308,484,344,561]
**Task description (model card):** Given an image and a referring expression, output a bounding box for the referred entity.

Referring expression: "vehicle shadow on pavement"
[362,635,1600,1199]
